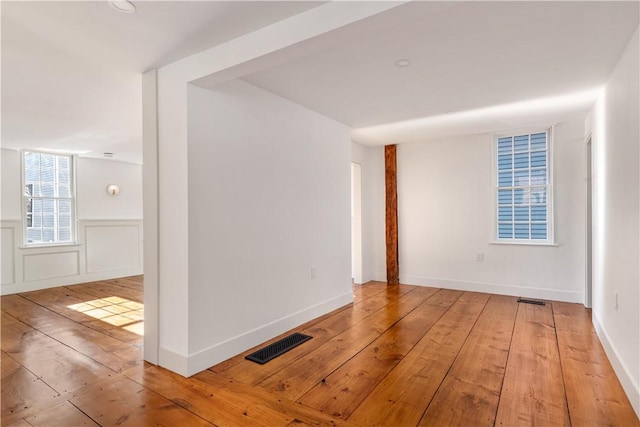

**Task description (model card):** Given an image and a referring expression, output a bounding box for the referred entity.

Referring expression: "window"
[23,150,75,245]
[495,130,552,243]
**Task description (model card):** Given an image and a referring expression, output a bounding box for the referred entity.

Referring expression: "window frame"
[21,149,78,247]
[491,127,555,246]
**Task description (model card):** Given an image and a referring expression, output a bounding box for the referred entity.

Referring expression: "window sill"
[19,243,82,250]
[490,240,558,247]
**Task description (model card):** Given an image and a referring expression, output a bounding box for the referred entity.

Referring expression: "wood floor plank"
[553,302,640,426]
[1,351,22,378]
[106,276,144,290]
[1,311,116,395]
[1,351,59,417]
[4,419,33,427]
[131,365,355,427]
[131,366,290,427]
[19,286,144,344]
[351,281,403,300]
[214,284,421,385]
[298,288,462,419]
[196,369,360,427]
[419,294,518,426]
[1,368,134,426]
[2,294,142,372]
[71,376,215,426]
[79,318,143,344]
[347,291,490,427]
[19,401,99,426]
[256,286,441,400]
[17,287,100,324]
[65,281,143,304]
[495,302,570,426]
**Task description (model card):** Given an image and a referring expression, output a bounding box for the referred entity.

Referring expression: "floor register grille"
[245,332,312,364]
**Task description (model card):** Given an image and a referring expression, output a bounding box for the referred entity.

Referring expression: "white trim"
[549,125,556,243]
[592,312,640,418]
[1,269,142,295]
[489,241,559,247]
[351,162,363,284]
[400,274,583,303]
[19,243,83,249]
[23,250,80,282]
[83,222,142,274]
[1,225,17,286]
[182,291,354,377]
[493,124,557,139]
[584,132,593,308]
[142,68,160,365]
[21,150,78,247]
[158,347,189,377]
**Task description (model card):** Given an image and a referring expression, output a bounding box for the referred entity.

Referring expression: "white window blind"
[23,151,75,245]
[496,131,551,242]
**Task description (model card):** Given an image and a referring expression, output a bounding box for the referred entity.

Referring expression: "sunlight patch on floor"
[68,297,144,335]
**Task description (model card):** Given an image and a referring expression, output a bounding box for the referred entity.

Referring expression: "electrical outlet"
[311,267,317,280]
[614,291,619,310]
[476,252,484,262]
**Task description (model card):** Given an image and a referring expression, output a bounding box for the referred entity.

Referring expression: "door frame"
[351,162,363,284]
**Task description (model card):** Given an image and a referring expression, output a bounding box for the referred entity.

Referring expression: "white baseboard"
[359,272,374,284]
[373,271,386,282]
[592,312,640,418]
[158,346,190,377]
[174,290,354,377]
[399,274,584,303]
[0,267,143,295]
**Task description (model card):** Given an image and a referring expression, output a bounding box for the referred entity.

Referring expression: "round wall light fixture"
[394,59,411,68]
[109,1,136,13]
[107,184,120,196]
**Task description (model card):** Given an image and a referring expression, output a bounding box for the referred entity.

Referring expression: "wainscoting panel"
[85,223,141,273]
[1,225,16,285]
[0,219,143,295]
[23,251,80,282]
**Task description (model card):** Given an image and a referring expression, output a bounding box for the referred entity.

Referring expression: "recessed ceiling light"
[109,1,136,14]
[104,152,115,158]
[394,59,411,68]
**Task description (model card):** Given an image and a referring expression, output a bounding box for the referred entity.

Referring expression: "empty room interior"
[1,1,639,426]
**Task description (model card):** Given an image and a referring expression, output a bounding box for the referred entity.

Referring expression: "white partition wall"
[589,28,640,416]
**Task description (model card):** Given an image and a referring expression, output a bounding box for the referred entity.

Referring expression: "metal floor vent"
[245,333,312,364]
[517,297,546,306]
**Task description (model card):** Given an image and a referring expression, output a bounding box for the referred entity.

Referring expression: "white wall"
[1,149,22,220]
[185,80,353,368]
[590,28,640,416]
[351,143,385,283]
[394,120,586,303]
[76,158,142,219]
[0,149,143,294]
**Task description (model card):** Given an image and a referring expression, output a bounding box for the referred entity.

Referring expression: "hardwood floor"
[1,277,638,426]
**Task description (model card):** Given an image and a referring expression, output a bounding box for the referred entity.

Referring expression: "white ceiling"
[2,1,639,163]
[244,1,639,129]
[1,1,323,163]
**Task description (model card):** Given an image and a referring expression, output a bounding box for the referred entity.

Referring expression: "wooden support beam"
[385,145,399,285]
